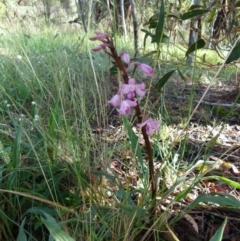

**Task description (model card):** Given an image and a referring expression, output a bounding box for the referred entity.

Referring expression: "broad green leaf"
[109,65,118,75]
[226,42,240,64]
[17,217,27,241]
[155,0,165,45]
[143,13,158,25]
[185,39,205,56]
[149,22,158,29]
[115,189,135,205]
[41,217,75,241]
[152,33,169,44]
[155,70,176,90]
[141,29,154,48]
[209,218,227,241]
[181,9,209,20]
[122,116,147,177]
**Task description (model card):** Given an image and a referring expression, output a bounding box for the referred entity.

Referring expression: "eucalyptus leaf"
[181,9,209,20]
[141,29,154,48]
[155,70,176,90]
[109,65,118,75]
[226,42,240,64]
[185,39,205,56]
[155,0,165,45]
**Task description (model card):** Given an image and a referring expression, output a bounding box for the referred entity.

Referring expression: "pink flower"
[137,118,161,135]
[89,31,109,41]
[121,78,145,98]
[108,93,122,107]
[121,51,130,65]
[133,62,153,77]
[92,44,108,52]
[118,99,137,115]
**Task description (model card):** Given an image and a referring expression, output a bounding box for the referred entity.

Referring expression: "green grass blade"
[41,217,75,241]
[185,193,240,214]
[122,116,147,179]
[203,176,240,189]
[17,217,27,241]
[12,124,22,168]
[209,218,227,241]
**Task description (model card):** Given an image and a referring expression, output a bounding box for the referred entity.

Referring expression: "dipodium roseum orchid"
[121,78,145,98]
[89,31,110,41]
[92,44,108,52]
[121,51,130,65]
[137,118,161,135]
[90,31,160,219]
[118,99,137,115]
[108,92,122,107]
[133,62,154,77]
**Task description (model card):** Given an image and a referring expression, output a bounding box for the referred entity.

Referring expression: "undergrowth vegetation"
[0,12,239,241]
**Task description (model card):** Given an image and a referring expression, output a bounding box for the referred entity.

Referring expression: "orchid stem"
[108,38,157,217]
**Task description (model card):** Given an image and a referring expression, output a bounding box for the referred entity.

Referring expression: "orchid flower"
[137,118,161,135]
[108,92,122,107]
[92,44,108,52]
[131,62,154,77]
[121,78,145,98]
[89,31,109,41]
[118,99,137,115]
[121,51,130,65]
